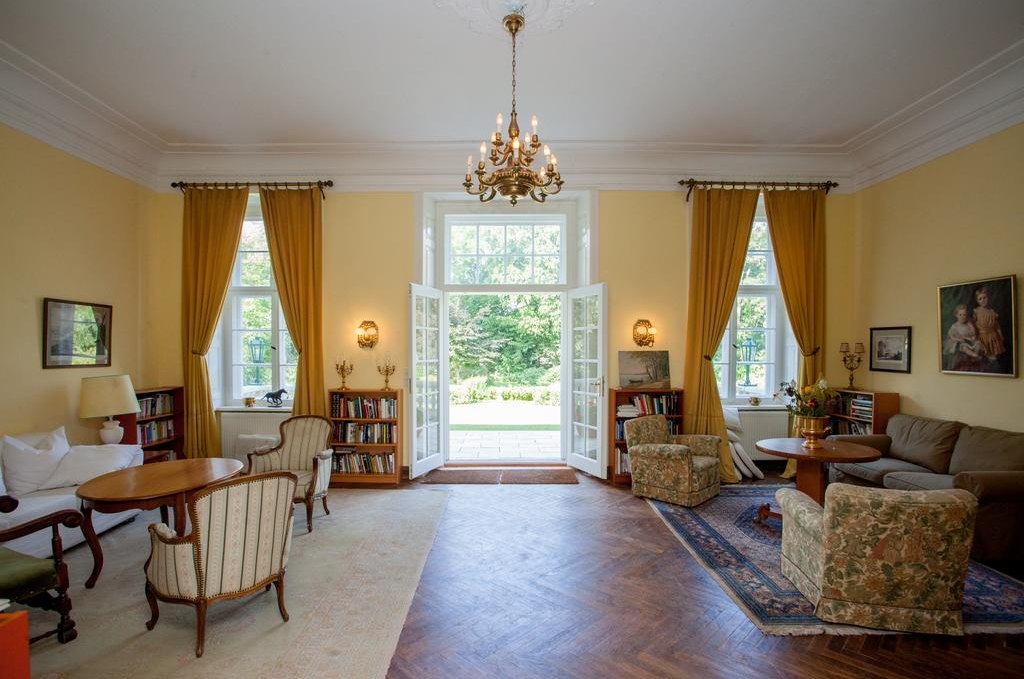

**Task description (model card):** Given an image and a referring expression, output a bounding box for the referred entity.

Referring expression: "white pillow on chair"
[1,427,72,495]
[40,444,140,490]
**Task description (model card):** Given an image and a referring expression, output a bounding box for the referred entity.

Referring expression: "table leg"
[795,459,828,505]
[160,506,169,526]
[173,494,187,535]
[81,506,104,589]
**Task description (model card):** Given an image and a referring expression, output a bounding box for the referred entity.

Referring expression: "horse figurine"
[261,388,288,407]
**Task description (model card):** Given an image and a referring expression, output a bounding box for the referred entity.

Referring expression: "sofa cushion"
[883,472,955,491]
[833,458,932,485]
[948,426,1024,475]
[39,444,140,490]
[886,414,963,473]
[1,430,71,495]
[0,488,78,532]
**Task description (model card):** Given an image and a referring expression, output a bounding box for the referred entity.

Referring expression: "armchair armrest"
[670,434,720,457]
[0,508,83,543]
[629,443,693,459]
[248,447,284,474]
[775,488,823,538]
[954,471,1024,503]
[147,522,193,545]
[146,524,198,599]
[828,434,892,456]
[313,449,334,495]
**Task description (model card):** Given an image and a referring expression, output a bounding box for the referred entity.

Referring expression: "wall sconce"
[357,320,379,349]
[632,319,657,347]
[839,341,865,388]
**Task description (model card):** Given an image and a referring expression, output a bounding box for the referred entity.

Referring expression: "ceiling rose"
[434,0,594,34]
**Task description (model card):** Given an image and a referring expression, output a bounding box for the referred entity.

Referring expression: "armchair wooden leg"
[305,498,314,533]
[274,574,289,622]
[321,494,330,516]
[195,601,207,657]
[55,584,77,644]
[145,582,160,630]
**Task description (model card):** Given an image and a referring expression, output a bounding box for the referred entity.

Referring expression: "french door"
[409,284,445,479]
[564,284,607,478]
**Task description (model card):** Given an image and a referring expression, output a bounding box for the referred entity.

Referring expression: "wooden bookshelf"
[608,387,684,486]
[115,386,185,461]
[829,388,899,435]
[328,388,402,487]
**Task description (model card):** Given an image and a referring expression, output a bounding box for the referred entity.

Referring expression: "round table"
[754,437,881,522]
[76,458,243,588]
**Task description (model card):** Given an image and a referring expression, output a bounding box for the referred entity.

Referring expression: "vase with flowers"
[775,377,840,449]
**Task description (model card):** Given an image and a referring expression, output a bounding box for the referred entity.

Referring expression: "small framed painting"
[937,275,1016,377]
[42,298,112,369]
[869,326,911,374]
[618,350,670,388]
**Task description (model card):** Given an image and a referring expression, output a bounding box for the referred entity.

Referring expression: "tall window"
[713,196,797,403]
[211,195,296,406]
[445,216,566,286]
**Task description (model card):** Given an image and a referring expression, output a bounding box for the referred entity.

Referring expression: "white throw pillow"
[40,444,141,490]
[1,429,72,495]
[0,466,6,495]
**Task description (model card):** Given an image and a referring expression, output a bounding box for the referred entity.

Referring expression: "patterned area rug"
[421,467,578,484]
[649,484,1024,635]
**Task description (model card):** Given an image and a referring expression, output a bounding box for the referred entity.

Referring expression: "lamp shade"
[79,374,140,419]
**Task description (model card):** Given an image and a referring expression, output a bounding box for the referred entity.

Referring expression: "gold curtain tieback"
[801,346,821,357]
[702,354,714,361]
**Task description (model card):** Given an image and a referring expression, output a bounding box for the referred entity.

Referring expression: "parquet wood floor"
[388,473,1024,679]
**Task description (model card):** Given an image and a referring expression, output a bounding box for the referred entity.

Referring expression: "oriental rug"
[649,484,1024,635]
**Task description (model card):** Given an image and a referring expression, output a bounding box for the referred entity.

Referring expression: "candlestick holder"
[377,360,396,391]
[334,359,354,390]
[839,342,865,389]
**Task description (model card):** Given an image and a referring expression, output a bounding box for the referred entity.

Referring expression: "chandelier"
[463,12,564,205]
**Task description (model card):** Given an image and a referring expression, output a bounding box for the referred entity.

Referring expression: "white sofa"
[1,428,142,558]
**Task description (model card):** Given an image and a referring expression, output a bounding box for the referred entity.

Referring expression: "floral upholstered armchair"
[776,483,977,635]
[623,415,721,507]
[144,472,298,657]
[248,415,333,532]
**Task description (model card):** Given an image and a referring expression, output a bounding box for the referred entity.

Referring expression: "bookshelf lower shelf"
[330,472,399,486]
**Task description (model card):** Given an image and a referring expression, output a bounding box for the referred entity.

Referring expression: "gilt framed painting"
[937,275,1016,377]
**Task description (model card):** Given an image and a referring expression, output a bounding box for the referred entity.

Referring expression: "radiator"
[218,410,291,462]
[735,407,790,460]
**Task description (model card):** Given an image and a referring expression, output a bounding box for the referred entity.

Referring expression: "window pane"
[713,363,726,393]
[239,296,272,329]
[741,253,769,285]
[714,329,730,362]
[239,251,272,287]
[479,225,504,255]
[535,256,560,284]
[450,256,477,284]
[507,256,532,284]
[237,330,273,364]
[735,363,768,396]
[737,296,768,329]
[235,365,272,400]
[534,224,560,254]
[450,225,477,255]
[748,220,769,250]
[507,225,532,255]
[280,365,297,397]
[281,331,298,364]
[735,330,767,362]
[478,256,503,284]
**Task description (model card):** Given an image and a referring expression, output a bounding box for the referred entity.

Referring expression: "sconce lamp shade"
[839,342,850,353]
[80,374,140,444]
[632,319,657,347]
[854,342,865,354]
[357,320,379,348]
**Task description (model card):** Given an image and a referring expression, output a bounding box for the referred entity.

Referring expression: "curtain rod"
[679,178,838,202]
[171,180,334,199]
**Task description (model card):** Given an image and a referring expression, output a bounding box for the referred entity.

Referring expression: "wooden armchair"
[144,472,298,657]
[248,415,334,532]
[0,495,81,643]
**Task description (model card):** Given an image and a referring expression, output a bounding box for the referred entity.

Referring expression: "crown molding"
[2,38,1023,195]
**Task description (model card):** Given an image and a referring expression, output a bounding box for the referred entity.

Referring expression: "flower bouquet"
[775,377,839,448]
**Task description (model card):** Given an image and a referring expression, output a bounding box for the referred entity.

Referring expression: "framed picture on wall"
[42,298,112,369]
[618,351,670,388]
[937,275,1017,377]
[869,326,911,374]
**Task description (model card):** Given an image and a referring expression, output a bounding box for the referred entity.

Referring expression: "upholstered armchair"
[0,494,81,643]
[144,472,298,657]
[248,415,333,532]
[776,483,977,635]
[623,415,721,507]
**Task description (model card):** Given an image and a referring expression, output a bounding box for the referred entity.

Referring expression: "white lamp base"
[99,419,125,444]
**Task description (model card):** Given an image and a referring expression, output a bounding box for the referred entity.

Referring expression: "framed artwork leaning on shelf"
[869,326,911,374]
[618,351,670,388]
[937,274,1016,377]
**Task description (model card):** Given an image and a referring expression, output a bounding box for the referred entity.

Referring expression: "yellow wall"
[138,192,184,388]
[848,124,1024,430]
[0,124,150,442]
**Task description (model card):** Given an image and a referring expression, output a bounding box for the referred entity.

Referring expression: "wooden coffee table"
[754,437,881,522]
[76,458,243,588]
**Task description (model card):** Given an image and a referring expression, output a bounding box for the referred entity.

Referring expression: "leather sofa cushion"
[886,414,963,473]
[833,458,931,485]
[948,426,1024,474]
[883,472,955,491]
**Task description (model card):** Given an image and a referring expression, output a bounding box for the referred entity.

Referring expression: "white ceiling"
[1,0,1023,191]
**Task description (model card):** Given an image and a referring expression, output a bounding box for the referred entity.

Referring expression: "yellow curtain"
[260,187,327,417]
[683,187,759,483]
[764,189,827,478]
[181,187,248,458]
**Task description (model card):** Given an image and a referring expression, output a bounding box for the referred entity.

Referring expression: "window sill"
[217,406,294,413]
[722,402,787,411]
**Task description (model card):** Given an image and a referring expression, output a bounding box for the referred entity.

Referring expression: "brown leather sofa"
[830,413,1024,577]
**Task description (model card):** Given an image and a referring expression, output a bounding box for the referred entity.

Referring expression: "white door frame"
[563,283,607,478]
[409,283,445,479]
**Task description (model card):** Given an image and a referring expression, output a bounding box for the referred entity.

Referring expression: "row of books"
[330,393,398,419]
[137,419,175,445]
[843,395,874,420]
[615,417,678,442]
[616,446,631,474]
[138,393,175,419]
[622,393,679,416]
[331,449,396,474]
[333,422,397,444]
[831,418,871,435]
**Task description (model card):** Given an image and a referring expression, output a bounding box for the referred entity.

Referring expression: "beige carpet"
[420,467,578,484]
[26,488,449,679]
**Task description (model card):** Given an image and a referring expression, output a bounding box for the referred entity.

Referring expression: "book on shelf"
[136,419,175,445]
[333,422,397,444]
[831,419,870,436]
[138,393,175,418]
[616,405,641,417]
[627,393,679,416]
[616,446,631,475]
[615,417,677,442]
[332,449,395,475]
[330,393,398,419]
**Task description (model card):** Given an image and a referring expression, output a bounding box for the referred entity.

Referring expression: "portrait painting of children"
[938,275,1016,376]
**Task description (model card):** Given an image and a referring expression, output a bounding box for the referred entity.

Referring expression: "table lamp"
[79,374,140,444]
